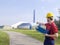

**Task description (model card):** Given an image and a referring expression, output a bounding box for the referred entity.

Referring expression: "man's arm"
[45,33,58,38]
[36,22,45,25]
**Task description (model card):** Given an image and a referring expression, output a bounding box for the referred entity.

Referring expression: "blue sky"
[0,0,60,25]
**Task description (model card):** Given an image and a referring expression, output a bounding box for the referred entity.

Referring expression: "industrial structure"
[11,10,36,29]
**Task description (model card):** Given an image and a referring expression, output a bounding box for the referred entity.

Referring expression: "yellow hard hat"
[46,12,54,18]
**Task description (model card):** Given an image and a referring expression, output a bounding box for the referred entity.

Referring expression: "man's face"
[47,18,50,22]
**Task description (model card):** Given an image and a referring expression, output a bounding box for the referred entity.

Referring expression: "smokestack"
[33,10,35,23]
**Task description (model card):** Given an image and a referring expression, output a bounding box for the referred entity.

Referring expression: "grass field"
[9,29,60,45]
[0,31,9,45]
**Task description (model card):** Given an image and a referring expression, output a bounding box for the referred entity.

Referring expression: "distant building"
[11,22,32,29]
[17,23,32,29]
[0,26,4,29]
[3,25,12,29]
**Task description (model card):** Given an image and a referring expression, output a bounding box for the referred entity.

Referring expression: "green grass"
[8,29,60,45]
[55,31,60,45]
[0,31,9,45]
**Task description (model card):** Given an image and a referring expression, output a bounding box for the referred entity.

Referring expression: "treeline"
[54,17,60,30]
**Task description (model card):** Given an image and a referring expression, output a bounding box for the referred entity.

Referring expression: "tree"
[54,16,60,30]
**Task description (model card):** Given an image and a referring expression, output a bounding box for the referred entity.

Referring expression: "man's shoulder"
[51,22,56,26]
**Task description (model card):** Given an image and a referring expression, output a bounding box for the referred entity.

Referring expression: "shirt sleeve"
[52,23,58,33]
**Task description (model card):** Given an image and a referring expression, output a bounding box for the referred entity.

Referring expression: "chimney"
[33,10,35,23]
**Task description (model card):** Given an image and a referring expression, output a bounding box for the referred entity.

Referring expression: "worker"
[37,12,58,45]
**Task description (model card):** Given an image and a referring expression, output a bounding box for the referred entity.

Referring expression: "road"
[5,31,43,45]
